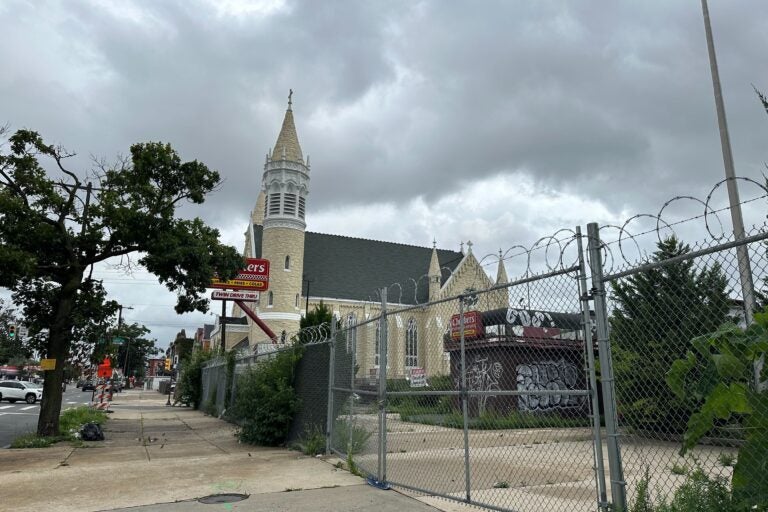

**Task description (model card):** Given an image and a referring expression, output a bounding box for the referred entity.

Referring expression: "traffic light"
[8,325,15,338]
[164,358,171,371]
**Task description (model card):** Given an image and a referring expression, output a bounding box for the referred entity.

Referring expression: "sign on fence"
[450,311,484,341]
[409,367,427,387]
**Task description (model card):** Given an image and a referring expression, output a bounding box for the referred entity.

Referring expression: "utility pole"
[116,304,134,377]
[701,0,761,388]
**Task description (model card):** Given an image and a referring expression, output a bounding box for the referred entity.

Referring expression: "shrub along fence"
[197,196,768,512]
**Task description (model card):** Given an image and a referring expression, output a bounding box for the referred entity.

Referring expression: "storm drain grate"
[197,493,249,504]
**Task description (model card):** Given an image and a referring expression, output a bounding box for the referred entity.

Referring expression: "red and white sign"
[210,258,270,291]
[450,311,484,341]
[211,290,260,302]
[409,367,427,388]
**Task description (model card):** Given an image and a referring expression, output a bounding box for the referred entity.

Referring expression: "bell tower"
[259,91,310,339]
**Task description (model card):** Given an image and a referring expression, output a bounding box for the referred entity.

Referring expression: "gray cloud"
[2,0,767,346]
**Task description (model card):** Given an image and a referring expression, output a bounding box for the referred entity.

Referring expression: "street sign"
[211,290,260,302]
[112,337,126,345]
[210,258,270,291]
[17,326,28,339]
[40,358,56,371]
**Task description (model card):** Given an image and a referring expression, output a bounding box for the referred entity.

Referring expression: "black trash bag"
[80,422,105,441]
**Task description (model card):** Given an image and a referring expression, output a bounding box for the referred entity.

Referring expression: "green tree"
[113,323,159,378]
[0,128,243,436]
[610,236,731,435]
[298,300,334,344]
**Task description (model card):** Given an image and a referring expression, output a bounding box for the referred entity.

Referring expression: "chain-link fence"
[200,184,768,512]
[324,233,608,512]
[589,219,768,511]
[200,337,334,445]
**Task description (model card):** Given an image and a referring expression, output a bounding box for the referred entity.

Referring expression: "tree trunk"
[37,274,80,437]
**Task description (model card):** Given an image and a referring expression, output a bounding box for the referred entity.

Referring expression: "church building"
[219,96,509,379]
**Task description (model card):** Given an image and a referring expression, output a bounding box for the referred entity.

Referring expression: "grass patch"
[11,406,108,449]
[717,452,736,467]
[399,410,591,430]
[10,433,68,448]
[291,424,325,456]
[60,407,107,434]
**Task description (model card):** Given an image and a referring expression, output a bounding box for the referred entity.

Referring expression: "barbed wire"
[595,176,768,272]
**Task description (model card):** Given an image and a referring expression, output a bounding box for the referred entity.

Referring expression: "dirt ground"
[344,413,738,512]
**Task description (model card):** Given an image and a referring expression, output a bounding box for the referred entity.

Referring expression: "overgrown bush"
[332,417,372,456]
[176,349,214,409]
[232,346,304,446]
[628,467,732,512]
[666,310,768,510]
[291,424,325,456]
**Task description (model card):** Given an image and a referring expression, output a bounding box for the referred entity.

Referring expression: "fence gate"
[329,229,608,512]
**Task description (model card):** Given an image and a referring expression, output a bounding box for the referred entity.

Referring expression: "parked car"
[81,380,96,392]
[76,379,85,388]
[0,380,44,404]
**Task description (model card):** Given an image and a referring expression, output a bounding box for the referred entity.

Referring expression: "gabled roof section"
[271,103,303,164]
[251,225,463,304]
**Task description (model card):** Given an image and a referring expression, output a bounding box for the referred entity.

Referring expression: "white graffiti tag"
[516,359,584,411]
[464,357,503,416]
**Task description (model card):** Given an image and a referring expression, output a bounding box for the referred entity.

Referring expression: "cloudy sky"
[2,0,767,349]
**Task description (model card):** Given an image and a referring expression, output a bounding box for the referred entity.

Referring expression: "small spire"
[496,249,508,284]
[429,244,441,277]
[460,241,464,254]
[432,238,437,249]
[467,240,473,254]
[288,88,293,111]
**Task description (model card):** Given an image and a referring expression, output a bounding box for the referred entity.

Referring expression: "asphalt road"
[0,386,94,448]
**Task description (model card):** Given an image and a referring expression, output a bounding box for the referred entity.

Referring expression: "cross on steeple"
[467,240,473,254]
[288,89,293,110]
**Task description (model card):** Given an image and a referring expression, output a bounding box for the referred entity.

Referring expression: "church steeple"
[271,89,304,164]
[428,241,441,301]
[257,91,310,341]
[496,249,508,285]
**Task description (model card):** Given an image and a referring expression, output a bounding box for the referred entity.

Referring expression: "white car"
[0,380,44,404]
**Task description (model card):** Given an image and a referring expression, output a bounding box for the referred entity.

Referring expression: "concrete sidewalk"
[0,390,448,512]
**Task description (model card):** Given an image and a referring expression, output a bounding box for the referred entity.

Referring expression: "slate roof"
[252,225,464,305]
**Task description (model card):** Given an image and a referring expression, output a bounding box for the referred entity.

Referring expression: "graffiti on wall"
[516,359,584,411]
[464,356,503,416]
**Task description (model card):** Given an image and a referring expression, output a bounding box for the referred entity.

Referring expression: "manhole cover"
[197,494,249,505]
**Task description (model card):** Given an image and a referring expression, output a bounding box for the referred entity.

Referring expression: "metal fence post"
[377,288,388,484]
[577,226,608,510]
[587,222,626,511]
[325,319,337,455]
[459,296,471,502]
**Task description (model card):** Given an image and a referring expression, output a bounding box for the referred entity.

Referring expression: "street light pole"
[701,0,761,389]
[116,304,134,378]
